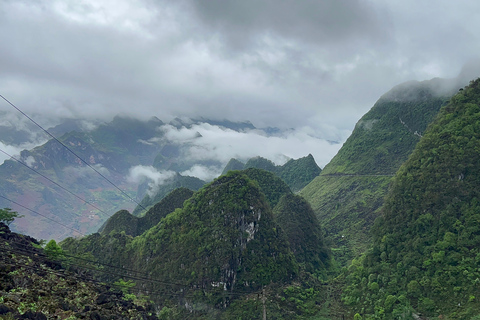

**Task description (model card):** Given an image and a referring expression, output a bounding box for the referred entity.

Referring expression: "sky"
[1,0,479,169]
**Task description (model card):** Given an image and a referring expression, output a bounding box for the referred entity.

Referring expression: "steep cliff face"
[61,171,300,315]
[128,171,297,294]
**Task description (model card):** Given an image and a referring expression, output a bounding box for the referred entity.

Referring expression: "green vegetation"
[0,222,156,319]
[225,154,321,192]
[242,167,292,208]
[221,158,245,175]
[273,194,332,277]
[278,154,322,192]
[0,208,23,226]
[244,156,278,172]
[343,79,480,319]
[100,187,194,236]
[44,239,64,260]
[61,171,336,318]
[301,78,455,266]
[132,174,204,216]
[127,171,298,295]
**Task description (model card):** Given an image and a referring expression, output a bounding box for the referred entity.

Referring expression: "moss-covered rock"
[0,222,157,320]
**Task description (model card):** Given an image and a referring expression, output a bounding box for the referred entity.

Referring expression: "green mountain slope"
[99,187,194,236]
[221,158,245,175]
[343,79,480,319]
[273,194,332,276]
[278,154,322,192]
[128,172,297,292]
[61,171,337,318]
[242,168,292,208]
[300,78,457,265]
[225,154,321,192]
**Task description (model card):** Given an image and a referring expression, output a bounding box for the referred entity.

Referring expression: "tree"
[44,239,64,260]
[0,208,23,226]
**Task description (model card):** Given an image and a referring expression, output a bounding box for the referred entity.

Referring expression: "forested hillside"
[131,174,205,216]
[301,78,458,265]
[60,170,336,319]
[224,154,321,192]
[343,79,480,319]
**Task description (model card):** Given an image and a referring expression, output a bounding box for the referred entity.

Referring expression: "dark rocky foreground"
[0,222,158,320]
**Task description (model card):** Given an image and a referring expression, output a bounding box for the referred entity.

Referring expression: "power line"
[0,94,147,212]
[0,194,85,237]
[0,240,248,298]
[2,236,254,297]
[0,148,112,217]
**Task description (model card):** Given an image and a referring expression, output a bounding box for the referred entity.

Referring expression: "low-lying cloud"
[160,122,347,170]
[127,165,176,196]
[180,165,222,182]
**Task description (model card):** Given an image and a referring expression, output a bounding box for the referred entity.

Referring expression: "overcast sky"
[1,0,479,168]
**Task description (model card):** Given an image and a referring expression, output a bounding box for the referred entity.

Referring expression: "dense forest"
[301,77,457,265]
[343,79,480,319]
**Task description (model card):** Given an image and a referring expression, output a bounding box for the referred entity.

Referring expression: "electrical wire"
[0,148,111,217]
[0,94,147,212]
[0,241,248,298]
[0,194,85,236]
[1,237,254,297]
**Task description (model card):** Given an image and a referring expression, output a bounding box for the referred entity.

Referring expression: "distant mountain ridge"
[223,154,321,192]
[0,114,299,240]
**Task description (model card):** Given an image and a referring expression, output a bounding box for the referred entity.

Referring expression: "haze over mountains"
[0,115,334,240]
[2,70,480,318]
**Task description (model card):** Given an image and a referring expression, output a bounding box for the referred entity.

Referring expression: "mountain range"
[1,71,480,319]
[0,116,320,240]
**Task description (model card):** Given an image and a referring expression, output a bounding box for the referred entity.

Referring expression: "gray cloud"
[184,0,387,51]
[159,123,345,169]
[0,0,479,154]
[127,165,176,196]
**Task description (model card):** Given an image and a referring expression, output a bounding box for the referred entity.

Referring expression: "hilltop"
[223,154,321,192]
[61,170,336,319]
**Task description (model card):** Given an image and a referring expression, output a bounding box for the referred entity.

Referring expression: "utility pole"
[262,286,267,320]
